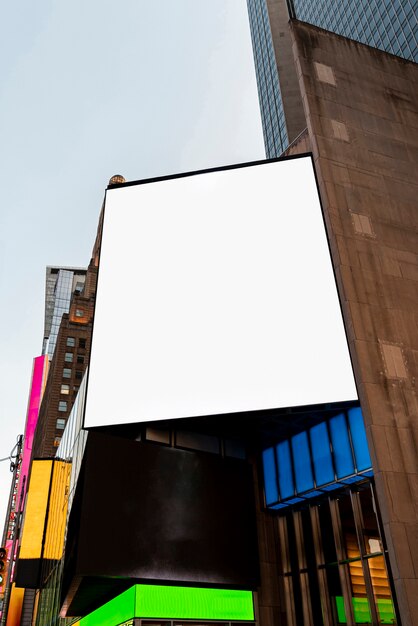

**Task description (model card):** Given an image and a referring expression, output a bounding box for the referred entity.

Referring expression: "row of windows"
[62,368,83,380]
[60,384,79,394]
[66,337,86,349]
[145,426,246,459]
[64,352,85,364]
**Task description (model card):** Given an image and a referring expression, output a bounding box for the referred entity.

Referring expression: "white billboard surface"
[85,157,357,427]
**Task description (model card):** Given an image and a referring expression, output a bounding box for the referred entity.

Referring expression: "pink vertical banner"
[16,355,47,513]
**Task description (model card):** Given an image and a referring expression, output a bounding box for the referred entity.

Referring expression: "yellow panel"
[44,461,72,560]
[19,460,53,559]
[5,584,24,626]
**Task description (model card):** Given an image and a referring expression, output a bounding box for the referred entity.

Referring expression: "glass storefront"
[276,482,397,625]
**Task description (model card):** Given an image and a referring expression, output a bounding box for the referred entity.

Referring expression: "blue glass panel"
[348,407,372,471]
[310,422,335,486]
[302,490,324,499]
[262,447,279,505]
[276,440,295,499]
[291,432,314,493]
[341,475,364,484]
[271,503,288,510]
[321,483,342,492]
[285,497,305,505]
[330,414,355,479]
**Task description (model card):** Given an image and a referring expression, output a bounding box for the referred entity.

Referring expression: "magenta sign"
[17,355,47,508]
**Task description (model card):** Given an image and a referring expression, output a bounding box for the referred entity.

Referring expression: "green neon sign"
[136,584,254,620]
[76,586,135,626]
[77,584,254,626]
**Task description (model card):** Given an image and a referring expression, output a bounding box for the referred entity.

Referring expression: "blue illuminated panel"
[276,440,294,499]
[310,421,334,486]
[292,432,314,493]
[329,414,355,479]
[348,407,372,472]
[262,406,373,510]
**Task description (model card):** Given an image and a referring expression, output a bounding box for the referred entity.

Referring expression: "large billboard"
[85,156,357,428]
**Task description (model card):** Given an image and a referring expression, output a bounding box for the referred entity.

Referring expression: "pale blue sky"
[0,1,264,524]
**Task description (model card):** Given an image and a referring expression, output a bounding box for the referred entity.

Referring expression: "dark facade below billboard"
[61,431,259,615]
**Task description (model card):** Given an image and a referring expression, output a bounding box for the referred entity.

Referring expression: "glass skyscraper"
[246,0,289,157]
[292,0,417,63]
[43,266,86,359]
[247,0,417,157]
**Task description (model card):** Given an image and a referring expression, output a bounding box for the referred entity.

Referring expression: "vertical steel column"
[277,516,297,626]
[309,506,334,626]
[292,510,314,625]
[329,498,356,626]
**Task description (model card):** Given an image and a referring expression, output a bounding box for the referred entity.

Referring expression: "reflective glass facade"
[43,267,86,360]
[292,0,418,63]
[277,484,398,625]
[247,0,417,157]
[246,0,288,157]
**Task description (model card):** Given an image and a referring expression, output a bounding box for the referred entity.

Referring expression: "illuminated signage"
[74,584,254,625]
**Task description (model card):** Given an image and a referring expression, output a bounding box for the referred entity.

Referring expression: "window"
[279,485,397,626]
[58,401,67,412]
[67,337,75,347]
[56,418,66,430]
[75,309,84,317]
[64,352,73,362]
[175,431,220,455]
[60,384,70,395]
[79,338,86,349]
[75,370,83,381]
[77,355,84,364]
[63,368,72,379]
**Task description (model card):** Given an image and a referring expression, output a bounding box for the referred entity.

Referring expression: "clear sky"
[0,1,264,526]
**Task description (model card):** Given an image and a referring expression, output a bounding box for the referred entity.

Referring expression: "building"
[43,267,87,360]
[6,11,418,626]
[32,266,96,458]
[289,0,417,63]
[0,357,48,626]
[246,0,417,157]
[246,0,289,157]
[245,3,418,624]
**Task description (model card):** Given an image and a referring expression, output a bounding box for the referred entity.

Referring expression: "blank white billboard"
[84,157,357,428]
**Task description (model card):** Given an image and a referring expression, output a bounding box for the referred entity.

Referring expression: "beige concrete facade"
[288,21,418,626]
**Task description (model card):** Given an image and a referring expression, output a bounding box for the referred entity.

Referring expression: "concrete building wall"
[290,21,418,626]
